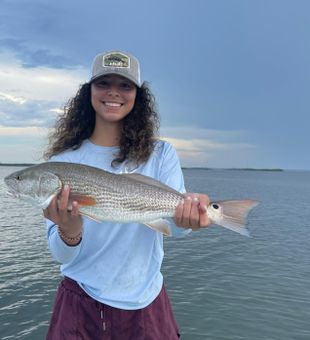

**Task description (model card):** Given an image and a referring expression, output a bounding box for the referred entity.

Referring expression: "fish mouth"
[6,190,20,198]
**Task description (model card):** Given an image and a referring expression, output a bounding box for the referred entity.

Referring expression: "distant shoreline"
[0,163,284,171]
[182,167,284,172]
[0,163,36,167]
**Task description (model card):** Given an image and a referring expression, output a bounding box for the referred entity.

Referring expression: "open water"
[0,167,310,339]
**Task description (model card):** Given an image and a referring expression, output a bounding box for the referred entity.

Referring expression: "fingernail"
[64,185,69,190]
[192,197,199,203]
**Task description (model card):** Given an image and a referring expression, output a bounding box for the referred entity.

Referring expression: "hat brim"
[89,70,141,87]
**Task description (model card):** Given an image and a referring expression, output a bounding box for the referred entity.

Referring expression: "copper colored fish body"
[4,162,259,236]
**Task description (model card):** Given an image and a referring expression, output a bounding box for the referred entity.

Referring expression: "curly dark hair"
[44,82,160,166]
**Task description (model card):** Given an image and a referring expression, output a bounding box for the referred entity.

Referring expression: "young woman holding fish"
[43,50,210,339]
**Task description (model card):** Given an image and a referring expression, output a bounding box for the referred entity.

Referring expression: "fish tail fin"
[215,200,259,237]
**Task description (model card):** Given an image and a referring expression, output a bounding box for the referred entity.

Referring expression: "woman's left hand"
[174,193,210,231]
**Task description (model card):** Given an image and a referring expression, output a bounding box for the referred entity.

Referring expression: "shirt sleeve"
[46,220,83,264]
[158,142,192,237]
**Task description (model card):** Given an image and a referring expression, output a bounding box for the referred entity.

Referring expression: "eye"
[120,82,134,90]
[212,203,219,210]
[16,175,21,180]
[95,80,109,88]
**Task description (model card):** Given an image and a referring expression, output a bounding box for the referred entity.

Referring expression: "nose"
[107,85,120,97]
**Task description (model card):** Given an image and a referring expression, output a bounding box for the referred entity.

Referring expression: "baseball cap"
[90,50,141,87]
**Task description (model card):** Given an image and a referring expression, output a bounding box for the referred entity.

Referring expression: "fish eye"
[212,203,219,210]
[16,175,21,180]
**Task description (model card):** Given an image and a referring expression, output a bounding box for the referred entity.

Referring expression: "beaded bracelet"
[58,226,82,246]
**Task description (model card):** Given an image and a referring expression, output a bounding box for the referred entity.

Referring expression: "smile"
[104,102,122,107]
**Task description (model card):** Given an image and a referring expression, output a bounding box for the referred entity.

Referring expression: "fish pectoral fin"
[144,219,172,236]
[68,194,99,222]
[70,194,97,206]
[40,193,58,209]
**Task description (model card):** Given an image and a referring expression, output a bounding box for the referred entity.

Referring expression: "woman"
[44,50,210,339]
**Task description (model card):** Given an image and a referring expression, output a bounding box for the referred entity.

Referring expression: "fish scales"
[80,177,183,222]
[35,162,183,222]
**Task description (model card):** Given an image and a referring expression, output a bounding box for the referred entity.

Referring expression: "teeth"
[105,102,121,107]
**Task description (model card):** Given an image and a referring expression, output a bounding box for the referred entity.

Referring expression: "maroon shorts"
[46,277,180,339]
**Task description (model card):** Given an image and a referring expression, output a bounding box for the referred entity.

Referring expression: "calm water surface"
[1,167,310,339]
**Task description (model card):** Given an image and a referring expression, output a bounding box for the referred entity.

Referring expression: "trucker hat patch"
[103,52,130,68]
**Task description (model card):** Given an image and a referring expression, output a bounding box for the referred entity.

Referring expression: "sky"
[0,0,309,170]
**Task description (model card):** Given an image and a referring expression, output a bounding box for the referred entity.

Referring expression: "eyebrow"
[101,78,135,88]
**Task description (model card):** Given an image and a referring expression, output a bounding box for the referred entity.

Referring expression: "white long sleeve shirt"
[46,139,188,310]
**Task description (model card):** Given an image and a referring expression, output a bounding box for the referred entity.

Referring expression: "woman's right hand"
[43,185,83,239]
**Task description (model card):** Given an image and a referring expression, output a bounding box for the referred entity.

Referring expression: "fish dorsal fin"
[121,173,182,196]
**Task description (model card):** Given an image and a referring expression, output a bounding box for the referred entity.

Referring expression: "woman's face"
[91,74,137,124]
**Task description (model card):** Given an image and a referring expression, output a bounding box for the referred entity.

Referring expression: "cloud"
[0,91,26,104]
[0,53,88,128]
[0,38,75,69]
[0,51,88,101]
[0,92,59,127]
[0,50,87,162]
[0,126,47,136]
[160,126,257,168]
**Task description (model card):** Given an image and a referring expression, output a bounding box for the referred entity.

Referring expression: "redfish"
[4,162,259,236]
